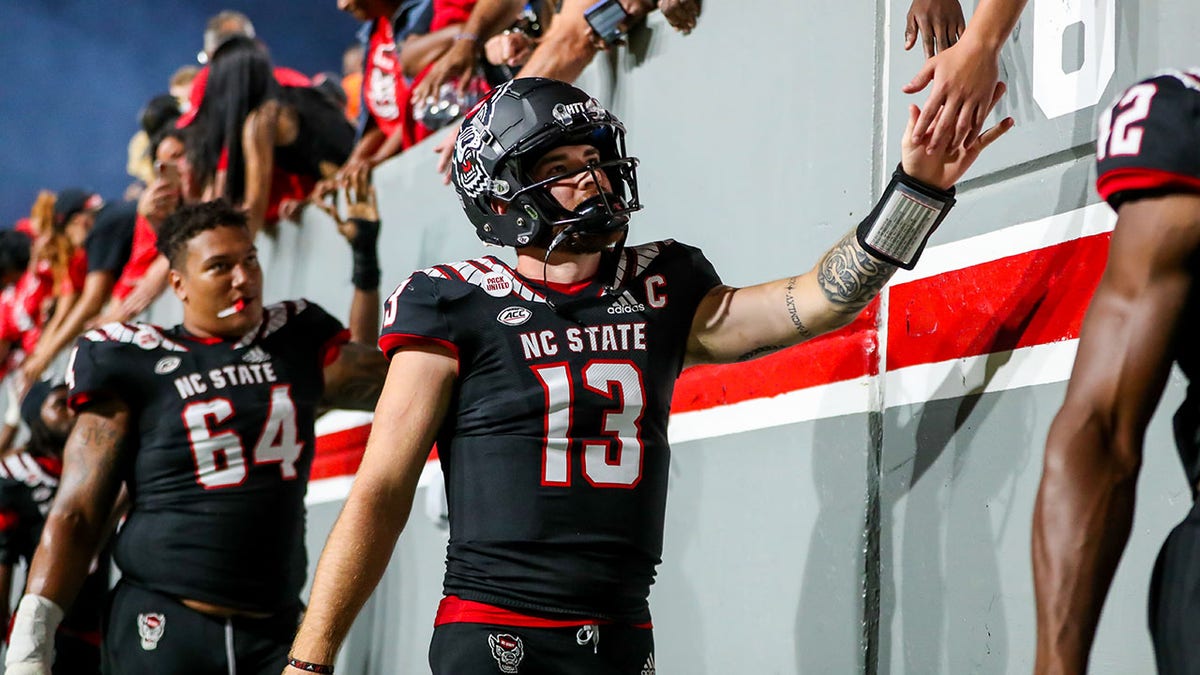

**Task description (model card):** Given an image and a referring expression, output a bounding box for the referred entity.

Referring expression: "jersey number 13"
[532,360,646,489]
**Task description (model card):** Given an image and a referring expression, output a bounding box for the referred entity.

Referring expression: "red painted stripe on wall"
[671,305,879,413]
[310,424,437,480]
[311,233,1111,474]
[886,233,1109,371]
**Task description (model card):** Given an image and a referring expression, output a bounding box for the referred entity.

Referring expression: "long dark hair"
[194,36,277,204]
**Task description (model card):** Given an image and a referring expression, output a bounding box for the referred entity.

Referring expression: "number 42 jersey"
[66,300,348,613]
[380,240,721,623]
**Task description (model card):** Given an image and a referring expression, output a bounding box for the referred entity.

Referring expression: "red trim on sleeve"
[320,329,352,368]
[1097,167,1200,203]
[34,456,63,478]
[434,596,653,629]
[0,508,19,533]
[68,392,95,411]
[378,333,459,361]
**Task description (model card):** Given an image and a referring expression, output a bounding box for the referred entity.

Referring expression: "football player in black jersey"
[0,380,107,674]
[1033,69,1200,675]
[6,190,388,674]
[286,77,1012,675]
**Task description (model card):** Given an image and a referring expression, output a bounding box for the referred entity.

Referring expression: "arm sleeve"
[677,242,723,308]
[65,337,128,410]
[0,482,22,565]
[378,272,458,359]
[293,301,351,364]
[1097,71,1200,208]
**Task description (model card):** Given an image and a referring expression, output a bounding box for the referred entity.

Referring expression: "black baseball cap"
[54,188,104,226]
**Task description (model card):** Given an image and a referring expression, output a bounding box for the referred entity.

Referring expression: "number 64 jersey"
[66,300,348,614]
[379,240,721,624]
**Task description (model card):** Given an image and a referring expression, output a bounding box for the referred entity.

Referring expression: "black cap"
[20,380,64,430]
[54,188,104,226]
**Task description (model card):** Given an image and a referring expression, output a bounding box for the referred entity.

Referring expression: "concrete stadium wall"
[218,1,1200,672]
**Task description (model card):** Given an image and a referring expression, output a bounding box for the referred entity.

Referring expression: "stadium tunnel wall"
[137,1,1200,672]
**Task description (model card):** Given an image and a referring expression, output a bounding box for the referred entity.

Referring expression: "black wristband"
[854,163,956,270]
[287,656,334,673]
[348,217,381,291]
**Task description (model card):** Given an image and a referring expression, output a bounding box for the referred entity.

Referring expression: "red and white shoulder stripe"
[83,322,189,352]
[414,257,548,303]
[614,240,674,285]
[0,452,59,488]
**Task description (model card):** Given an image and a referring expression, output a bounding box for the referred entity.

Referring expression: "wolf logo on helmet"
[450,77,642,249]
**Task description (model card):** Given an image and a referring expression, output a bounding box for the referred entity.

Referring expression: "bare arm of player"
[1031,193,1200,674]
[317,173,388,412]
[24,400,128,605]
[687,95,1013,365]
[286,346,457,673]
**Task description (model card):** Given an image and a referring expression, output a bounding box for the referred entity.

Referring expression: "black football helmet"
[451,78,641,248]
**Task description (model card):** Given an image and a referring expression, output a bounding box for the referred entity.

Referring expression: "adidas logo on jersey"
[607,291,646,315]
[641,653,656,675]
[242,346,270,363]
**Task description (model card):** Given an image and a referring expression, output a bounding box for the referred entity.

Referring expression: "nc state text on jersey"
[519,322,648,361]
[173,363,280,399]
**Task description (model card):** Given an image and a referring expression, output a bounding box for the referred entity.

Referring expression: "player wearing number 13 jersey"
[1034,69,1200,675]
[6,199,388,675]
[289,77,1011,675]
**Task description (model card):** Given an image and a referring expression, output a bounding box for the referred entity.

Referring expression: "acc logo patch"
[488,633,524,673]
[154,356,182,375]
[497,306,532,326]
[482,272,512,298]
[137,612,166,650]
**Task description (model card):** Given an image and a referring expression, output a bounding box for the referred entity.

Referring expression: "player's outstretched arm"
[285,346,457,675]
[6,399,129,673]
[1032,193,1200,674]
[687,93,1013,365]
[317,175,389,412]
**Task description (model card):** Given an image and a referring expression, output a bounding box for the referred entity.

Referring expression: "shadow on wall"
[796,413,876,674]
[876,239,1088,673]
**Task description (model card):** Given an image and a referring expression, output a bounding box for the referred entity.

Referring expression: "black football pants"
[430,621,656,675]
[102,580,299,675]
[1150,504,1200,675]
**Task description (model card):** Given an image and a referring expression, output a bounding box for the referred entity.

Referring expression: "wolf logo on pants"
[488,633,524,673]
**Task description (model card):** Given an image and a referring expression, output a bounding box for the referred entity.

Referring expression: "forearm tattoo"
[325,344,388,412]
[737,345,786,362]
[784,276,813,339]
[817,232,897,315]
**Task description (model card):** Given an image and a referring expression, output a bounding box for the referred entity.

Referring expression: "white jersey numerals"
[1097,83,1158,160]
[532,360,645,488]
[183,385,303,489]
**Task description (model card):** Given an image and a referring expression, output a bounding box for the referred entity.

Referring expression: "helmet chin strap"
[541,193,629,315]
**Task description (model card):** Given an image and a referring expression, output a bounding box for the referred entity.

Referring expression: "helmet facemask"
[451,78,642,249]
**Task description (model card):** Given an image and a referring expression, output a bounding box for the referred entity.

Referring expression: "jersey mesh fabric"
[380,241,720,622]
[66,301,345,613]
